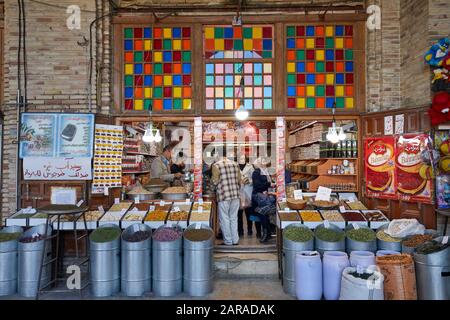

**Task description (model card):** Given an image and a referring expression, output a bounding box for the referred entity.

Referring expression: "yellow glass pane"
[215,87,224,97]
[297,98,305,109]
[253,27,262,39]
[306,39,315,49]
[154,52,162,62]
[225,99,234,110]
[183,99,191,110]
[244,87,253,97]
[306,86,315,97]
[125,64,133,75]
[144,40,152,50]
[234,75,241,86]
[316,50,325,61]
[336,86,345,97]
[325,26,334,37]
[144,88,152,98]
[134,100,143,110]
[345,98,354,109]
[163,28,172,38]
[215,39,224,51]
[326,74,335,85]
[264,63,272,73]
[335,38,344,49]
[173,40,181,50]
[204,27,214,39]
[244,39,253,51]
[164,75,172,86]
[173,87,182,98]
[287,63,296,73]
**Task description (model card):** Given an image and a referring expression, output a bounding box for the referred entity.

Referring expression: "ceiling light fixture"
[326,103,347,144]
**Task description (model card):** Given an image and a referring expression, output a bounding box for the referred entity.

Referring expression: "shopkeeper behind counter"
[150,144,183,184]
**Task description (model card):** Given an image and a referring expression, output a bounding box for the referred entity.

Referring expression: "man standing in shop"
[151,144,183,184]
[211,155,242,246]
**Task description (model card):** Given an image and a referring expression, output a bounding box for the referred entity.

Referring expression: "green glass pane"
[345,49,353,60]
[182,51,191,62]
[264,99,272,110]
[225,87,233,97]
[154,87,163,98]
[144,99,152,110]
[163,39,172,50]
[173,99,182,110]
[134,52,143,62]
[125,76,133,86]
[234,63,243,73]
[296,50,305,60]
[154,63,163,74]
[262,51,272,59]
[287,26,295,37]
[254,75,262,86]
[243,27,253,39]
[205,75,214,86]
[214,27,224,39]
[336,97,345,108]
[124,28,133,39]
[234,40,243,50]
[316,86,325,97]
[287,74,296,85]
[307,98,315,108]
[326,38,334,48]
[316,62,325,72]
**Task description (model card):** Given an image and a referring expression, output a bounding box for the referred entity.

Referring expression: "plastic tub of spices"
[346,225,377,254]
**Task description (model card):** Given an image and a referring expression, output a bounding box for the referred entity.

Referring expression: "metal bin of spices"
[314,223,346,255]
[345,225,377,253]
[0,226,23,296]
[376,224,402,252]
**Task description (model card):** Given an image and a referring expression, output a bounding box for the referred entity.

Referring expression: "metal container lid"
[413,237,450,266]
[0,226,23,252]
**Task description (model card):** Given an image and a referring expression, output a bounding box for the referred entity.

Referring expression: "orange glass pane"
[154,28,162,38]
[345,38,353,48]
[317,97,325,108]
[306,62,315,73]
[296,86,305,96]
[144,64,152,74]
[153,99,163,110]
[336,62,345,72]
[233,26,242,38]
[316,26,325,36]
[125,52,133,62]
[316,74,325,84]
[183,87,192,98]
[134,40,143,51]
[296,38,305,49]
[287,50,296,61]
[346,86,354,96]
[253,39,262,51]
[134,88,143,98]
[183,40,191,50]
[173,63,182,74]
[205,39,215,51]
[154,75,163,86]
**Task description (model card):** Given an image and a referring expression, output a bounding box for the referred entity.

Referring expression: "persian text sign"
[23,157,92,180]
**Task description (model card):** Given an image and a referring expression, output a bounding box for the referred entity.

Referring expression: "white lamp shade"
[142,128,155,143]
[154,130,162,143]
[235,108,249,121]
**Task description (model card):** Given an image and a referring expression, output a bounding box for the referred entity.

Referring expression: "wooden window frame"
[112,14,366,117]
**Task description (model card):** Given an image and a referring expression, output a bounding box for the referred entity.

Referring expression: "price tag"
[443,236,449,245]
[159,200,166,206]
[103,188,109,196]
[324,220,330,229]
[76,200,84,207]
[121,209,127,215]
[98,206,105,214]
[356,265,364,274]
[293,190,303,200]
[198,207,203,213]
[186,198,191,204]
[132,207,139,212]
[134,197,140,204]
[198,199,204,205]
[316,186,332,201]
[280,198,287,203]
[173,207,180,213]
[339,206,346,213]
[114,198,120,205]
[195,223,201,230]
[352,223,360,230]
[149,205,155,211]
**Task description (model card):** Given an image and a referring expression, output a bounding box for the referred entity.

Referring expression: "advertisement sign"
[23,157,92,180]
[434,131,450,208]
[365,137,397,199]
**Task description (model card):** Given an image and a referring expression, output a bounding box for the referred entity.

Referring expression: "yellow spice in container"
[145,210,167,221]
[300,211,323,222]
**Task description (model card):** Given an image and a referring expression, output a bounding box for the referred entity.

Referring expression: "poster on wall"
[396,134,433,204]
[20,113,95,158]
[23,157,92,180]
[435,131,450,208]
[276,117,286,201]
[92,124,124,194]
[365,137,397,199]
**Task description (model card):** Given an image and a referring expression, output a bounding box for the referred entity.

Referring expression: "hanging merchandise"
[435,131,450,208]
[424,38,450,67]
[429,92,450,126]
[364,137,396,199]
[431,68,450,92]
[395,134,433,203]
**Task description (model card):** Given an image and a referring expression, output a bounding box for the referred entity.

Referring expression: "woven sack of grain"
[376,254,417,300]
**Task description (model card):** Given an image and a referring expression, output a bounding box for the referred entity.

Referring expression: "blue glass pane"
[264,87,272,97]
[244,99,253,110]
[215,99,224,110]
[225,76,233,86]
[306,26,315,36]
[172,27,181,38]
[144,28,152,38]
[182,63,191,74]
[326,50,334,60]
[326,98,335,108]
[336,74,344,84]
[306,74,316,84]
[125,88,133,98]
[173,75,182,85]
[163,99,172,110]
[287,86,296,97]
[144,76,152,86]
[345,62,353,72]
[134,64,143,74]
[297,62,305,72]
[263,40,272,50]
[124,40,133,51]
[335,26,344,36]
[224,27,233,38]
[254,63,263,74]
[163,51,172,62]
[206,64,214,74]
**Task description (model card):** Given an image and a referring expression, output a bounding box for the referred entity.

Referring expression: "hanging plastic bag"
[384,219,425,238]
[239,184,253,209]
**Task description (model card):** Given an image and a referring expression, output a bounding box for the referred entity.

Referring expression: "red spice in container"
[341,211,366,222]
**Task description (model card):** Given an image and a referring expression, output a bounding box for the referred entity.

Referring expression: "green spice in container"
[416,240,449,255]
[284,226,314,243]
[347,228,376,242]
[0,232,21,242]
[90,227,121,243]
[32,213,48,219]
[12,214,33,219]
[315,227,345,242]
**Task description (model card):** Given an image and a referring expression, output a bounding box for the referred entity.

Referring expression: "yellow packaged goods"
[109,202,132,212]
[320,210,345,222]
[346,201,368,210]
[84,211,103,221]
[162,186,187,194]
[192,203,212,211]
[300,211,323,222]
[190,212,210,221]
[145,210,167,221]
[168,211,189,221]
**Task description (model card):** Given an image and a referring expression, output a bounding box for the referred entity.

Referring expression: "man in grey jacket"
[151,144,183,183]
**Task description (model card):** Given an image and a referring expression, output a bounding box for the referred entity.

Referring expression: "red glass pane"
[154,28,162,38]
[144,51,152,62]
[326,86,335,96]
[345,25,353,36]
[263,27,272,38]
[182,27,191,38]
[326,62,334,72]
[224,39,234,50]
[288,98,296,108]
[297,74,305,84]
[316,38,325,48]
[183,75,191,85]
[153,39,162,50]
[134,28,143,38]
[335,50,344,60]
[164,87,172,97]
[296,26,305,37]
[346,73,354,84]
[306,50,315,60]
[163,63,172,73]
[125,100,133,110]
[173,51,182,61]
[134,75,143,86]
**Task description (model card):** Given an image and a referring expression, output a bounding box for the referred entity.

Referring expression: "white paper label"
[103,188,109,196]
[340,206,346,213]
[135,197,140,204]
[280,198,287,203]
[173,207,180,213]
[352,223,360,230]
[195,223,201,229]
[132,207,139,212]
[98,206,105,214]
[160,200,165,206]
[356,265,364,274]
[76,200,84,207]
[121,209,127,215]
[316,186,332,201]
[324,220,330,229]
[149,206,155,211]
[198,199,204,205]
[198,207,203,213]
[186,198,191,204]
[443,236,449,245]
[114,198,120,205]
[293,190,303,200]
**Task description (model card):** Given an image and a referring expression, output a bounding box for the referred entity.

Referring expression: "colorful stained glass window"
[286,25,355,109]
[123,27,192,111]
[204,25,273,111]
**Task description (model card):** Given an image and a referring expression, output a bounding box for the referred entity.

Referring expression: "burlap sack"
[376,254,417,300]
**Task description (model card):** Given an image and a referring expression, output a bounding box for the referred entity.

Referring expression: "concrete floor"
[1,278,293,300]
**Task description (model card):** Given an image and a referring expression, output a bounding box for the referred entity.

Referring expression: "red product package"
[365,137,397,199]
[395,134,433,203]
